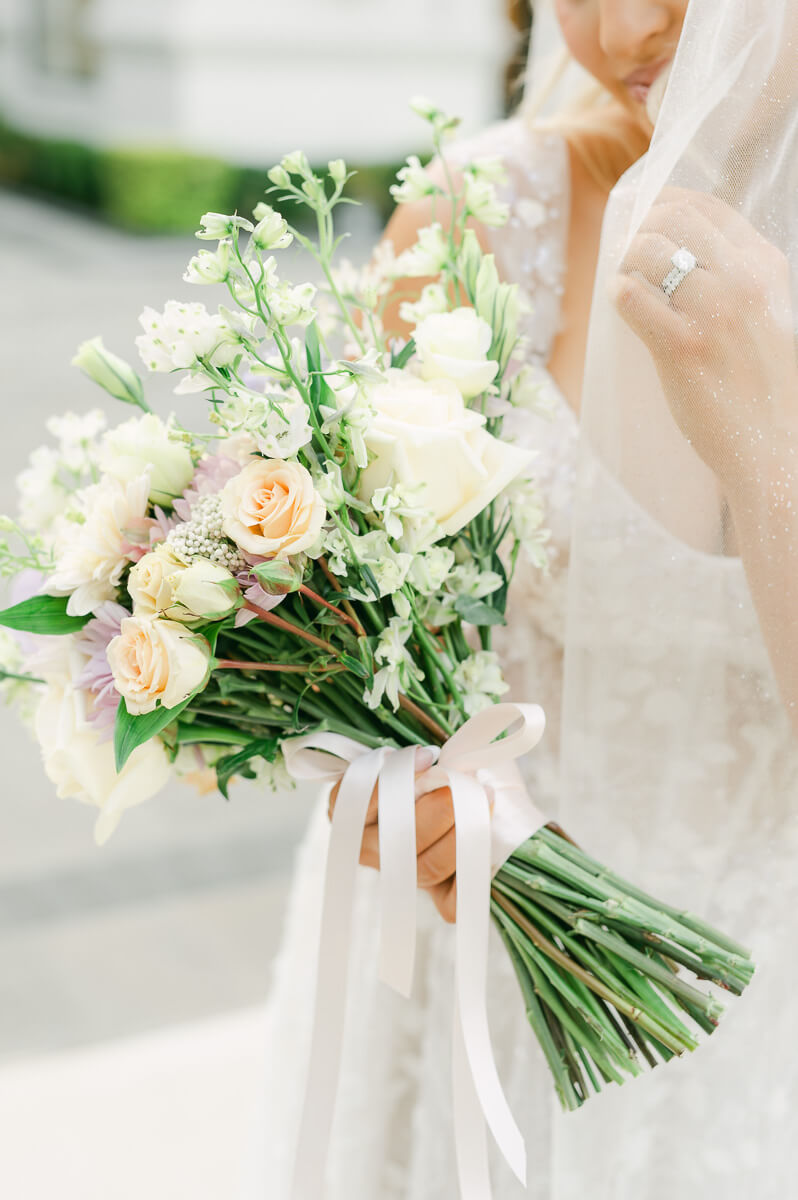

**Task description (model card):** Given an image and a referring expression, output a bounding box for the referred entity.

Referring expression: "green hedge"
[0,120,403,233]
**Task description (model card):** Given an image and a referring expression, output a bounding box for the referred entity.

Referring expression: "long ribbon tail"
[288,748,385,1200]
[450,768,527,1188]
[377,745,419,997]
[453,997,492,1199]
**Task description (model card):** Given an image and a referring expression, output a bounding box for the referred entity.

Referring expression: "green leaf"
[340,653,370,680]
[391,338,416,369]
[114,695,194,772]
[454,595,506,627]
[215,737,281,800]
[0,594,92,635]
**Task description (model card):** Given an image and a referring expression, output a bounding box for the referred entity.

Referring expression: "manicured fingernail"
[415,747,437,771]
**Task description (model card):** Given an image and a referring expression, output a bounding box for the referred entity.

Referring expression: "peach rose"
[107,615,211,715]
[220,458,325,558]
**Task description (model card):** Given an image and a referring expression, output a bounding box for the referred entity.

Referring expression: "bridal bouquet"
[0,99,754,1193]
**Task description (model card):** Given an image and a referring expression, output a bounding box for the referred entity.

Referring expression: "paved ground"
[0,188,380,1061]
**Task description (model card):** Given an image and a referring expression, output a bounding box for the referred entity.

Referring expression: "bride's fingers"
[414,787,455,854]
[417,826,457,888]
[426,876,457,924]
[328,779,380,826]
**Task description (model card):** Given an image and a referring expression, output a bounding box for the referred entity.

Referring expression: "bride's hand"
[328,780,458,923]
[611,187,798,492]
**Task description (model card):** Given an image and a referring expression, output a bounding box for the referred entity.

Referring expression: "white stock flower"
[505,477,550,568]
[510,364,559,417]
[46,409,107,473]
[49,473,151,616]
[322,528,412,598]
[446,561,503,599]
[16,446,71,532]
[453,650,508,716]
[100,413,195,507]
[196,212,253,240]
[414,307,499,399]
[399,283,449,326]
[468,156,508,185]
[408,545,455,593]
[108,615,211,715]
[320,377,374,468]
[357,371,533,536]
[183,242,232,284]
[251,203,293,251]
[371,482,431,540]
[364,615,423,710]
[390,156,437,205]
[391,224,449,278]
[268,280,317,327]
[463,175,509,227]
[135,301,242,375]
[214,387,312,459]
[35,681,172,845]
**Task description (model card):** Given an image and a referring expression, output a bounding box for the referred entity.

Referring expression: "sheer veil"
[558,0,798,959]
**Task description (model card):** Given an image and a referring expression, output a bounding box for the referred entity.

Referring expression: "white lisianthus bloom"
[390,156,438,205]
[463,175,510,228]
[71,337,145,408]
[399,283,449,326]
[453,650,509,716]
[357,371,533,536]
[251,203,293,251]
[196,212,253,241]
[35,681,172,845]
[221,458,326,559]
[414,307,499,399]
[49,473,151,615]
[135,301,242,375]
[108,615,211,716]
[183,242,232,285]
[391,224,449,278]
[364,615,424,710]
[99,413,195,507]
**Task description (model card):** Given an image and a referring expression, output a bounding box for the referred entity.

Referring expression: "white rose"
[414,308,499,399]
[358,371,533,536]
[100,413,195,507]
[35,683,172,845]
[128,546,184,617]
[108,616,211,715]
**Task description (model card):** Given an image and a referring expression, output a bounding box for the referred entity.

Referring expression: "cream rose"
[414,308,499,399]
[129,548,240,622]
[220,458,326,558]
[100,413,195,506]
[128,546,185,617]
[35,683,172,845]
[107,616,211,715]
[358,371,533,536]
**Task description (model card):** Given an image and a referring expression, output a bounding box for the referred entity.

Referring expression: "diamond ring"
[662,247,698,298]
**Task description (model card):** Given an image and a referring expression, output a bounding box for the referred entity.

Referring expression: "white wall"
[0,0,514,163]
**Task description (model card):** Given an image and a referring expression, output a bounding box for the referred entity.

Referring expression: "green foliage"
[114,694,194,772]
[214,737,280,799]
[0,594,91,635]
[0,118,407,234]
[100,147,238,233]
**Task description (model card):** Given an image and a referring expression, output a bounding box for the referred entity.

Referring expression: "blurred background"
[0,1,529,1195]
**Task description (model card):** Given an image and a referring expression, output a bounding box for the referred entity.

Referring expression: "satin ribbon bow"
[282,702,547,1200]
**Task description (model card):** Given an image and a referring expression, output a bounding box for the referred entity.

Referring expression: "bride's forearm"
[726,436,798,735]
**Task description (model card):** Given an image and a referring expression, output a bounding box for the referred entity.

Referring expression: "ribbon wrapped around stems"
[282,701,547,1200]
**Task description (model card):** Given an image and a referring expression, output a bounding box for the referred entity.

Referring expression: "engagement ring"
[662,247,698,298]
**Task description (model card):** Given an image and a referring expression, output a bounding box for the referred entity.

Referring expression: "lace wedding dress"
[241,118,798,1198]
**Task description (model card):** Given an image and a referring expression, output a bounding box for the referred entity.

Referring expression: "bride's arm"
[613,188,798,732]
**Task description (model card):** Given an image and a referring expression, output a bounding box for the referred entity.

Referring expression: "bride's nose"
[597,0,673,60]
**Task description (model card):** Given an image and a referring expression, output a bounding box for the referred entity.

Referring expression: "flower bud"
[196,212,253,241]
[253,556,305,595]
[171,559,242,620]
[281,150,311,178]
[328,158,347,186]
[72,337,146,409]
[267,165,290,189]
[251,204,293,251]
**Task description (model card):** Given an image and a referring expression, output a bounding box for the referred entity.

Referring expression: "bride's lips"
[623,58,672,106]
